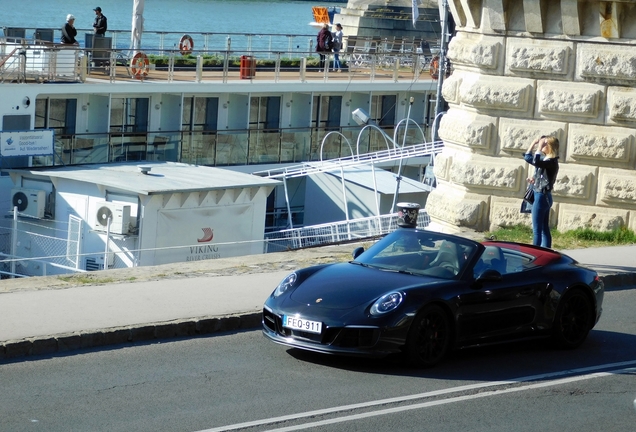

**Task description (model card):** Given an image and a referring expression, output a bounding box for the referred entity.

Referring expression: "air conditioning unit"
[11,188,46,218]
[94,202,131,235]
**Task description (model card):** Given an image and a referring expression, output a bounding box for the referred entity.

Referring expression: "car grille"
[333,328,380,348]
[263,309,380,348]
[263,308,281,333]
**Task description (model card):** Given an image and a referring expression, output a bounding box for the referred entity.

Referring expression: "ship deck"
[83,65,432,84]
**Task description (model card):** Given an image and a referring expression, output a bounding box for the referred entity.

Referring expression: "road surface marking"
[199,360,636,432]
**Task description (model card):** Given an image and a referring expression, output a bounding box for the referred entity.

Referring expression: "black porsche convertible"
[262,229,604,367]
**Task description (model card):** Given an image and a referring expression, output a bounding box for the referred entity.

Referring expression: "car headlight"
[370,292,403,315]
[273,272,297,298]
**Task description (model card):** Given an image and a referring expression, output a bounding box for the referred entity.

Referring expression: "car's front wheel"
[406,304,451,367]
[552,289,593,349]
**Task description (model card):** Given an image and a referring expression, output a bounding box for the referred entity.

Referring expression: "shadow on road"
[285,329,636,381]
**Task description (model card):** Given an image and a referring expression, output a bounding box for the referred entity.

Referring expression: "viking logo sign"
[197,227,214,243]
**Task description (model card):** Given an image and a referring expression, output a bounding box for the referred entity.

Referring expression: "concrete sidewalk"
[1,244,635,360]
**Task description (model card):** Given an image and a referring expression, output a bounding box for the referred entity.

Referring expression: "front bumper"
[262,307,407,357]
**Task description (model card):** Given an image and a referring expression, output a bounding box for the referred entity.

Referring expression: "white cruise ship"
[0,14,444,276]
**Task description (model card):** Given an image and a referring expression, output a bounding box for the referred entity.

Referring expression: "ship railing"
[263,211,431,253]
[0,41,85,83]
[0,211,431,276]
[2,33,441,83]
[255,140,444,180]
[3,26,440,61]
[0,46,22,83]
[35,124,434,168]
[2,27,318,59]
[86,48,436,84]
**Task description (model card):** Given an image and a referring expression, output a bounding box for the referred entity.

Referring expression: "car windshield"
[352,229,479,279]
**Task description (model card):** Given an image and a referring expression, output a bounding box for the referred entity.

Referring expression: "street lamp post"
[433,0,450,142]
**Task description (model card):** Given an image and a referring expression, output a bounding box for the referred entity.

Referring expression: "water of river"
[2,0,345,37]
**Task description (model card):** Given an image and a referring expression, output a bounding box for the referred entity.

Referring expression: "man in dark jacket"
[93,6,108,36]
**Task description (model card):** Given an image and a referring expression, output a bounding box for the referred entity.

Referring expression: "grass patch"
[486,225,636,249]
[57,275,116,285]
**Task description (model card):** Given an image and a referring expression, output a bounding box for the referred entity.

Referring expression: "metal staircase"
[254,140,444,179]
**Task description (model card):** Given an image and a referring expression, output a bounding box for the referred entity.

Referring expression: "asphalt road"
[1,288,635,432]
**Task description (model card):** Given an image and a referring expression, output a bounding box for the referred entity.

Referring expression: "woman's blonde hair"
[545,136,559,158]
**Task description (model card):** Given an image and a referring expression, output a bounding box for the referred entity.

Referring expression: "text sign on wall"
[0,130,54,157]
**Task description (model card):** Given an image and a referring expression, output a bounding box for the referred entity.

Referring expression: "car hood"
[288,262,440,310]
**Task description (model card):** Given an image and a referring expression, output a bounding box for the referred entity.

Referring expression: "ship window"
[35,99,47,129]
[110,97,149,133]
[371,94,396,127]
[250,96,280,132]
[183,97,218,133]
[2,115,31,131]
[311,95,342,131]
[34,98,77,136]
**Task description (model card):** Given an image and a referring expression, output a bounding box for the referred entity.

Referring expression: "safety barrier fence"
[33,126,433,169]
[2,27,437,60]
[0,211,429,278]
[263,212,430,253]
[1,40,437,84]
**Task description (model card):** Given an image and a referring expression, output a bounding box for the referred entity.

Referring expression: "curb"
[0,312,261,361]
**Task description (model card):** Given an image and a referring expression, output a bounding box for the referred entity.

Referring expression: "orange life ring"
[179,34,194,56]
[429,56,440,80]
[131,52,149,79]
[429,55,451,80]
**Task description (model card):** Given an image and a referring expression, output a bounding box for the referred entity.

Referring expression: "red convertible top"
[482,241,563,266]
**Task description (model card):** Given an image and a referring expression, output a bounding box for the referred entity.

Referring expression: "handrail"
[2,29,440,61]
[254,141,444,179]
[0,43,437,85]
[264,211,431,252]
[0,47,19,68]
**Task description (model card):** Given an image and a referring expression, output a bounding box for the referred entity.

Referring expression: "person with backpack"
[316,23,333,72]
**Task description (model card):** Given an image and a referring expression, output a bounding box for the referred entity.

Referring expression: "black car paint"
[262,230,603,360]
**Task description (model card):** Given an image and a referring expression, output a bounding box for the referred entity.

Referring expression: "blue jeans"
[333,49,341,69]
[531,191,553,248]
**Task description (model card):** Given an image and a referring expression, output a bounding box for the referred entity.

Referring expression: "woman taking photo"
[524,135,560,248]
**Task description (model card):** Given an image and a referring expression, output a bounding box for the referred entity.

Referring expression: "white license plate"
[282,315,322,334]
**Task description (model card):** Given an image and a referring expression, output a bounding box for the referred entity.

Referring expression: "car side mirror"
[475,269,503,282]
[352,246,364,259]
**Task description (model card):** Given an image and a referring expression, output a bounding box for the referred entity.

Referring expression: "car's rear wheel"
[552,289,593,349]
[406,304,451,367]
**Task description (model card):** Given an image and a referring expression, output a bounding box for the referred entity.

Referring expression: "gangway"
[255,140,443,232]
[254,140,443,179]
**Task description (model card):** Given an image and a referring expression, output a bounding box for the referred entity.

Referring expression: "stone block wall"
[428,0,636,234]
